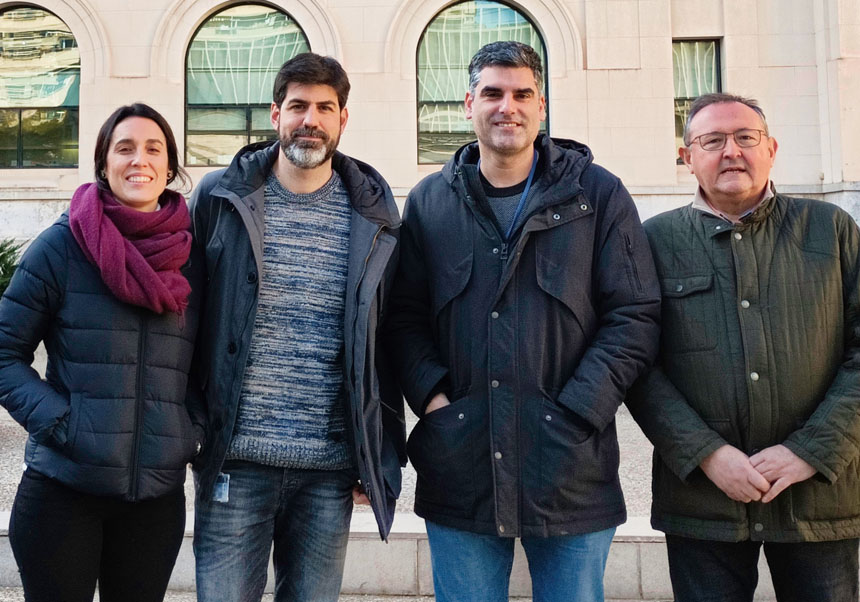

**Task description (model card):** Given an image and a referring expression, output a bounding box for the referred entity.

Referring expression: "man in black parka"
[386,41,660,601]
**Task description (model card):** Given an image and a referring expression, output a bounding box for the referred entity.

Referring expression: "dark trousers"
[9,468,186,602]
[666,534,860,602]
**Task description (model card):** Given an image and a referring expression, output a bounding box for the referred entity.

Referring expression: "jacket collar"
[211,141,400,229]
[442,134,594,211]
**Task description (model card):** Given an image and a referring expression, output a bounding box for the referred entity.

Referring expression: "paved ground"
[0,588,505,601]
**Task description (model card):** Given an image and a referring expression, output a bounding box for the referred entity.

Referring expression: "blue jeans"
[666,535,859,602]
[425,521,615,602]
[193,460,356,602]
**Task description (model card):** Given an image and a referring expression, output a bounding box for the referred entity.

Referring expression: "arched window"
[0,5,80,168]
[186,4,309,166]
[417,1,547,164]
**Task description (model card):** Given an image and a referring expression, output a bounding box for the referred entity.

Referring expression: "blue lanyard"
[478,150,539,241]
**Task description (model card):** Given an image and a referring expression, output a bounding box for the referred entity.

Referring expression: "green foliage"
[0,238,23,298]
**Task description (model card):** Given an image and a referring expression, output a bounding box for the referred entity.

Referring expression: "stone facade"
[1,0,859,244]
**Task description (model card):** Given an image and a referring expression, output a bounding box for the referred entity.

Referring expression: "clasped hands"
[700,444,816,504]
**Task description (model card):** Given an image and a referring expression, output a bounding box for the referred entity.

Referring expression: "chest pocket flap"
[661,274,713,298]
[431,252,473,318]
[660,273,716,353]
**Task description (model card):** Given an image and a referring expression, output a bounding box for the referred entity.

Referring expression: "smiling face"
[104,116,169,213]
[465,66,546,162]
[271,83,348,170]
[679,101,778,213]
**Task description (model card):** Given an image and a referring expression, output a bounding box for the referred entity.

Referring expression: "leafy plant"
[0,238,23,298]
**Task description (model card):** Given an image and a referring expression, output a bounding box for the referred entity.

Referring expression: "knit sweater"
[226,171,353,470]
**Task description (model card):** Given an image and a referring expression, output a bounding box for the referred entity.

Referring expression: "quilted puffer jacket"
[628,192,860,542]
[0,213,204,501]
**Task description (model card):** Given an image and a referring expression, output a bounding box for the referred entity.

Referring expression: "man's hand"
[352,485,370,506]
[750,444,816,503]
[700,444,771,503]
[424,392,451,415]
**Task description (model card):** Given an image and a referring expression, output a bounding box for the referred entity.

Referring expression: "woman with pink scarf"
[0,103,204,602]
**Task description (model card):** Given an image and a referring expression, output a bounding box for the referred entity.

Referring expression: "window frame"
[0,5,80,169]
[415,0,550,165]
[673,38,722,164]
[184,2,309,167]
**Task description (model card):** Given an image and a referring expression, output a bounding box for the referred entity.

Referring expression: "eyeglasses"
[687,129,768,151]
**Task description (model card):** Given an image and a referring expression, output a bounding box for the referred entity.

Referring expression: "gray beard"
[281,136,337,169]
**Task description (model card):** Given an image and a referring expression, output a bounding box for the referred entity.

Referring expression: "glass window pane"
[187,5,310,106]
[251,106,272,131]
[250,133,276,145]
[673,40,718,99]
[416,1,547,164]
[21,108,77,167]
[187,107,247,131]
[672,40,720,163]
[0,109,19,167]
[186,133,250,166]
[0,7,80,107]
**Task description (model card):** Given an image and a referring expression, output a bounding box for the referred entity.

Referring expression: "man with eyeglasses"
[627,92,860,601]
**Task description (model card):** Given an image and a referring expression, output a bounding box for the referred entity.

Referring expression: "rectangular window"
[673,40,721,163]
[0,107,78,167]
[185,105,275,166]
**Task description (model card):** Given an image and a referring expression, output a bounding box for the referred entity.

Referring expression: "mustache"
[290,127,329,142]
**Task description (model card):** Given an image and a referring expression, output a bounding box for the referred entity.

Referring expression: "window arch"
[0,5,80,168]
[185,3,309,166]
[416,1,547,164]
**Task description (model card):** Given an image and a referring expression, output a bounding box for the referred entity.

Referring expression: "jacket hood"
[441,134,594,200]
[211,140,400,228]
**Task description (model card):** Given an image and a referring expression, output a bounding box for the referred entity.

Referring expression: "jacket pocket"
[407,393,479,515]
[532,388,618,510]
[660,274,718,353]
[64,392,82,457]
[535,253,596,337]
[431,254,473,389]
[431,253,473,319]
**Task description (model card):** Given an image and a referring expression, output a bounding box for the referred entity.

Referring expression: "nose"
[498,92,515,114]
[722,135,743,157]
[131,148,149,166]
[302,106,321,127]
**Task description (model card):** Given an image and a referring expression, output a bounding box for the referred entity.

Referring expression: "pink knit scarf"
[69,182,192,315]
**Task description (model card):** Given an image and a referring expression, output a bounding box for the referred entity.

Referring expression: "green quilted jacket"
[629,191,860,543]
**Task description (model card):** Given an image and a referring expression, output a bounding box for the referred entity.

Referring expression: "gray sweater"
[227,171,353,470]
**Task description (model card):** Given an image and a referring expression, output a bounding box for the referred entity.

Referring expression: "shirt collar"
[691,181,775,224]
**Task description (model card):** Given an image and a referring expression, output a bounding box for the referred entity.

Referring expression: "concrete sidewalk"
[0,589,667,601]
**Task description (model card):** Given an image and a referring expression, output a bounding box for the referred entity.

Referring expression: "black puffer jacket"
[0,213,204,501]
[386,135,661,537]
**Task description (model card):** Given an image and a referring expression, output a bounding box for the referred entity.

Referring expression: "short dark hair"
[468,41,544,94]
[94,103,189,192]
[683,92,769,145]
[272,52,351,109]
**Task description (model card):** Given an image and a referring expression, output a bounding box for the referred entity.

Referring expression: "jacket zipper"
[352,224,386,504]
[455,168,509,263]
[624,232,644,295]
[129,313,147,501]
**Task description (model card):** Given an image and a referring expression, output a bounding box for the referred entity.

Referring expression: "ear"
[270,102,280,131]
[339,106,349,135]
[679,146,694,173]
[539,94,547,122]
[767,135,778,165]
[464,91,475,120]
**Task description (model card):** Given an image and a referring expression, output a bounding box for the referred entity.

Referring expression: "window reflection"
[417,1,547,164]
[673,40,720,164]
[0,6,80,167]
[186,4,309,166]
